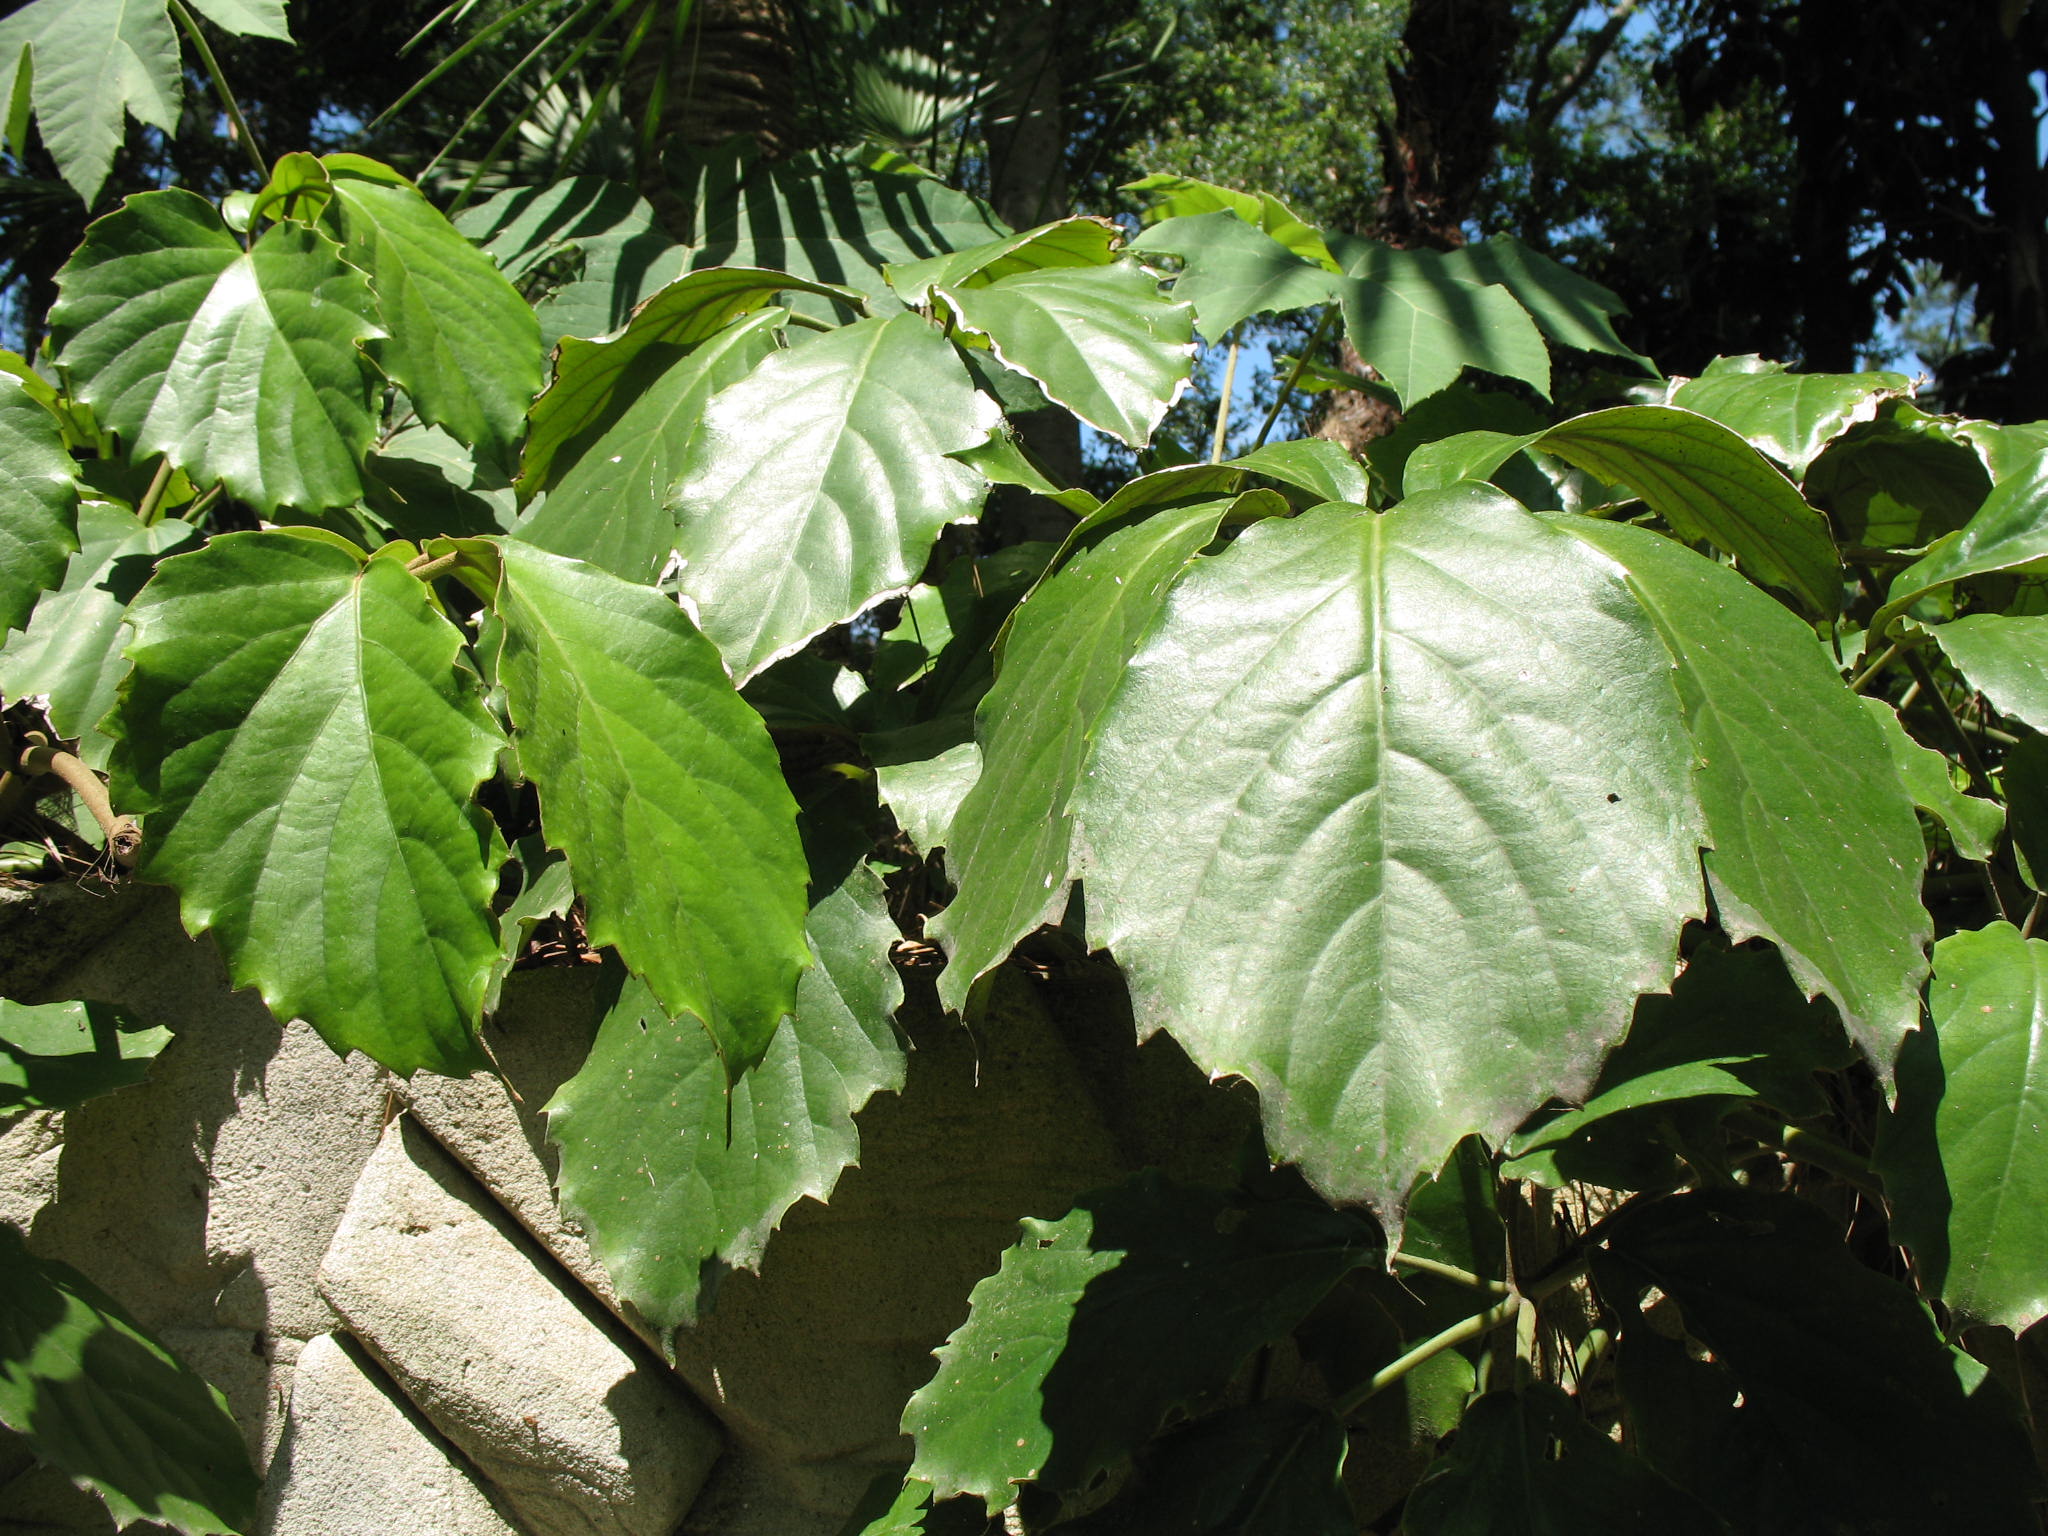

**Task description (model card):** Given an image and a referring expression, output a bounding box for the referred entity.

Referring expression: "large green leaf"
[116,533,504,1075]
[0,0,178,205]
[521,266,855,495]
[50,189,384,514]
[904,1174,1379,1509]
[688,155,1006,307]
[1888,447,2048,609]
[1862,695,2003,862]
[545,864,902,1327]
[1405,1385,1728,1536]
[1561,518,1927,1066]
[1930,613,2048,731]
[1055,1401,1355,1535]
[1335,254,1550,406]
[0,1222,257,1536]
[0,371,80,635]
[1426,234,1644,365]
[489,539,810,1074]
[1597,1188,2037,1534]
[1879,922,2048,1333]
[452,177,682,349]
[515,309,783,582]
[669,311,995,683]
[1803,400,1989,549]
[0,502,199,767]
[1667,356,1909,476]
[319,155,542,464]
[1128,211,1339,340]
[929,499,1232,1012]
[886,215,1120,306]
[939,261,1194,447]
[1226,439,1371,505]
[0,998,169,1111]
[1072,494,1705,1214]
[1415,407,1840,616]
[1125,173,1340,270]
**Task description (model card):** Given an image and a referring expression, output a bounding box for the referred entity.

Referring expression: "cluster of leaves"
[4,22,2048,1535]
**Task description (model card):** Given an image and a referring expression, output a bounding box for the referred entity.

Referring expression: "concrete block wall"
[0,883,1259,1535]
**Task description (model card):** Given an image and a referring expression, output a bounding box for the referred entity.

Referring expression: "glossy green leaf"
[489,539,809,1074]
[51,189,384,513]
[1668,357,1910,476]
[545,864,903,1327]
[320,155,542,462]
[0,1223,257,1536]
[1406,1384,1727,1535]
[1880,922,2048,1332]
[1426,234,1645,364]
[1056,1401,1354,1535]
[929,499,1231,1012]
[886,215,1120,306]
[0,502,199,767]
[1128,211,1339,340]
[483,837,575,1013]
[870,737,979,854]
[362,422,519,542]
[453,177,682,349]
[522,267,853,495]
[1930,613,2048,730]
[947,424,1100,515]
[669,312,995,683]
[1124,173,1339,269]
[0,0,178,205]
[116,532,503,1076]
[1073,494,1705,1214]
[939,261,1194,448]
[1562,519,1927,1064]
[1597,1188,2037,1533]
[1862,695,2003,862]
[516,309,782,582]
[688,155,1006,308]
[1335,254,1549,406]
[0,371,80,636]
[183,0,289,38]
[1889,447,2048,608]
[0,998,169,1111]
[1226,439,1370,504]
[904,1173,1379,1508]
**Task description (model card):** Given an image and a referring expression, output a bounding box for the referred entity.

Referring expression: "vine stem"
[1333,1294,1521,1414]
[1901,644,2027,922]
[1848,640,1901,694]
[1390,1252,1511,1293]
[17,738,140,867]
[1208,328,1241,463]
[1727,1109,1882,1196]
[168,0,269,186]
[1251,303,1341,451]
[135,457,175,528]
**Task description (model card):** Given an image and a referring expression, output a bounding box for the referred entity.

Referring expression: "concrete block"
[257,1334,523,1536]
[318,1119,721,1536]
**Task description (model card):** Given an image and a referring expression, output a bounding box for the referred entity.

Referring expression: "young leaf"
[929,498,1233,1012]
[1404,1385,1729,1536]
[50,189,385,514]
[0,0,179,205]
[0,502,200,767]
[1128,211,1340,340]
[1879,921,2048,1333]
[320,155,543,464]
[116,532,504,1076]
[0,1222,258,1536]
[489,539,810,1075]
[669,311,996,683]
[1335,255,1550,407]
[544,864,903,1327]
[516,309,783,582]
[0,998,169,1111]
[1862,695,2003,862]
[1560,518,1928,1066]
[1929,613,2048,731]
[904,1173,1379,1508]
[1668,358,1910,476]
[938,261,1195,448]
[1072,493,1705,1215]
[0,370,81,635]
